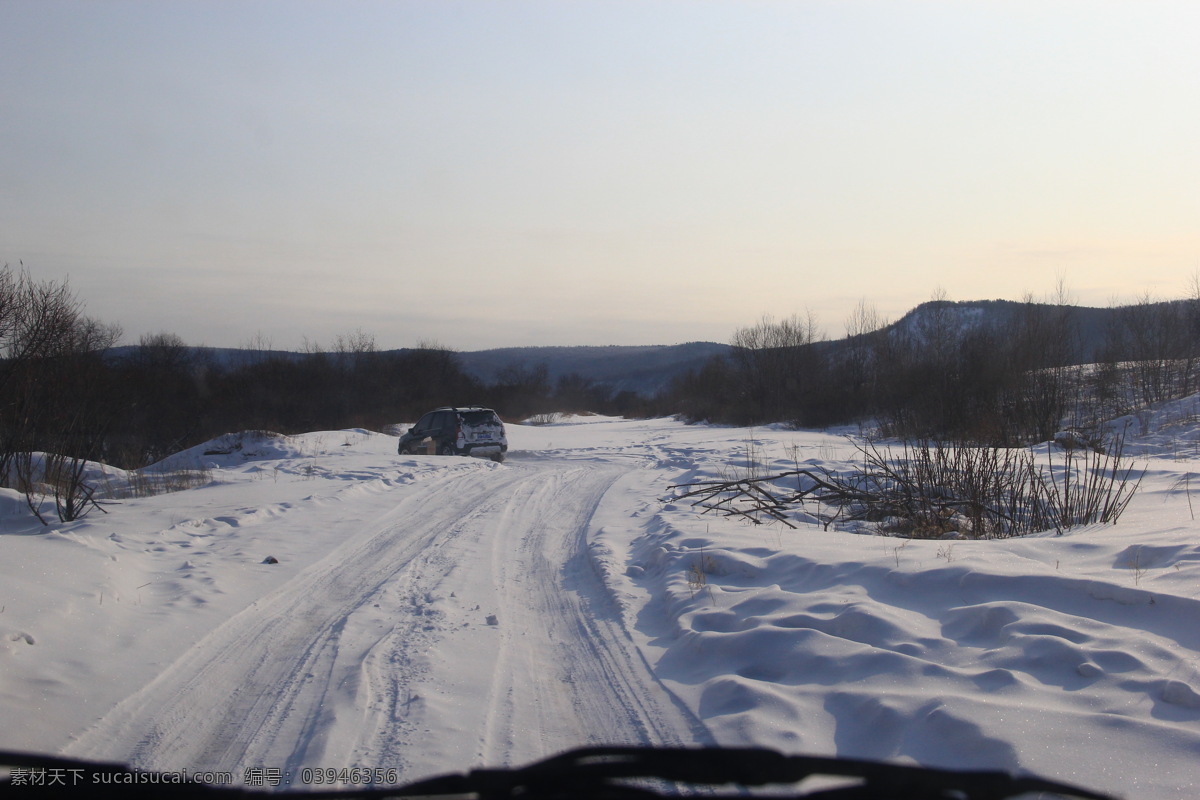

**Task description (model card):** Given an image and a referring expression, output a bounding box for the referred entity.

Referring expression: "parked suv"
[398,406,507,462]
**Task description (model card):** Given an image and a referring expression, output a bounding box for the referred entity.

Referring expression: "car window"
[461,410,499,426]
[413,413,435,431]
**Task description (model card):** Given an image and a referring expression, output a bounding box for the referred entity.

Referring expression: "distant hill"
[105,298,1192,398]
[454,342,731,396]
[879,298,1184,362]
[105,341,733,397]
[449,301,1167,394]
[883,299,1115,361]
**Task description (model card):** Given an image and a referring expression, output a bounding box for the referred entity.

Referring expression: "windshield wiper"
[0,746,1116,799]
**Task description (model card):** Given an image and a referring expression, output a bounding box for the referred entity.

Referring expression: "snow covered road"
[59,452,707,783]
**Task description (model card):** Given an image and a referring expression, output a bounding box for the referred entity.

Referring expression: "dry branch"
[669,439,1143,538]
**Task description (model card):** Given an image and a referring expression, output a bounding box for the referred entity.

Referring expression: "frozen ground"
[2,413,1199,798]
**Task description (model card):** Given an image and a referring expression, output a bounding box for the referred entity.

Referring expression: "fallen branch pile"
[669,469,877,531]
[669,472,805,528]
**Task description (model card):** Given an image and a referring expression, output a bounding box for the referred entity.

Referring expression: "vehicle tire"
[398,444,411,455]
[491,453,505,463]
[437,442,455,456]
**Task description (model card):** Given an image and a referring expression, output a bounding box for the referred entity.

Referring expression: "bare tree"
[837,299,887,419]
[1102,292,1192,406]
[6,303,122,522]
[730,311,825,424]
[0,267,87,487]
[845,298,885,340]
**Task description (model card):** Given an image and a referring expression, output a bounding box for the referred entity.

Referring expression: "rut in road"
[63,464,529,774]
[352,461,712,779]
[65,458,709,782]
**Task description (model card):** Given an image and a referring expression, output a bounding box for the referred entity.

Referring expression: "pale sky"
[2,1,1198,351]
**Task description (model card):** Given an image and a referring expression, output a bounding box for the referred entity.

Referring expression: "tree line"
[104,333,639,469]
[6,262,1200,523]
[649,287,1200,446]
[0,266,628,513]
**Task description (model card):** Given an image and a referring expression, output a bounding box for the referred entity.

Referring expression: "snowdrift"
[0,413,1196,798]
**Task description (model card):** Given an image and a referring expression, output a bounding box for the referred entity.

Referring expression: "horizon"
[4,1,1198,352]
[104,294,1176,355]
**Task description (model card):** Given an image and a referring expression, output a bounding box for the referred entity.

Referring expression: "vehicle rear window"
[461,411,499,426]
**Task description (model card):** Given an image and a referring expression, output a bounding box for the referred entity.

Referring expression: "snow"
[2,414,1199,797]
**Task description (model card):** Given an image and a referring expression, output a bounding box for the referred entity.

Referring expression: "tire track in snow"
[65,457,708,782]
[351,460,711,779]
[479,462,712,763]
[63,464,530,776]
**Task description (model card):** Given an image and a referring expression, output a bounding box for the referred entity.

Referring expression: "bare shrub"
[6,451,106,524]
[118,468,214,499]
[45,453,103,522]
[846,438,1143,537]
[674,437,1143,539]
[1041,435,1143,530]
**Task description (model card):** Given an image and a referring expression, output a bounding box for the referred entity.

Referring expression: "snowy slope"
[2,416,1198,798]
